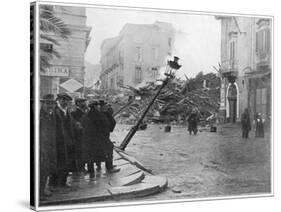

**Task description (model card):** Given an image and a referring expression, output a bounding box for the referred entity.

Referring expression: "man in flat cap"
[71,97,88,172]
[51,93,76,188]
[39,94,57,200]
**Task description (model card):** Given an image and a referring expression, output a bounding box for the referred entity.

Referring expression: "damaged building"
[216,16,272,124]
[99,21,175,90]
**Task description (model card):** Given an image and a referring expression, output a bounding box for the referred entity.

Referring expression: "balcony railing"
[221,59,238,73]
[256,50,271,68]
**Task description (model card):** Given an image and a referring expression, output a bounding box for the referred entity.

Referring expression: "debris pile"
[86,72,220,125]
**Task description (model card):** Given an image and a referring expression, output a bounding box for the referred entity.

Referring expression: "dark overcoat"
[71,108,86,163]
[255,115,264,137]
[187,113,199,132]
[241,111,251,132]
[54,106,76,172]
[82,109,116,162]
[40,110,57,177]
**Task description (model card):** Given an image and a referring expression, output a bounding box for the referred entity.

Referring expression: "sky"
[85,7,221,78]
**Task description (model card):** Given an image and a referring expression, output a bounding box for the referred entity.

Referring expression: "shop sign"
[41,66,69,77]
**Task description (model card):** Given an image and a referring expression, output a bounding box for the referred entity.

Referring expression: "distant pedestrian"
[39,94,57,200]
[255,113,265,138]
[187,108,199,135]
[241,108,251,138]
[71,98,88,172]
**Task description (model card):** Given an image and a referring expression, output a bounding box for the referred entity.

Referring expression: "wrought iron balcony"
[256,50,271,68]
[221,59,238,73]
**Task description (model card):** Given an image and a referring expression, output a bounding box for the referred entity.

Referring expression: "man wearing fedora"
[51,93,76,188]
[71,97,88,172]
[39,94,57,200]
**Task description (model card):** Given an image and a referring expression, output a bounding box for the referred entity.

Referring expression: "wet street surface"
[111,123,271,201]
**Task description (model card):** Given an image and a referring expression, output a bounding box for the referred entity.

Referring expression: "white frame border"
[32,1,274,211]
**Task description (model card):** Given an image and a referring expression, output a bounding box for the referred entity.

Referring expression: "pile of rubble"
[87,72,220,125]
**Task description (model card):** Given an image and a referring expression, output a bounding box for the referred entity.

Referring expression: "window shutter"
[258,31,262,52]
[256,32,259,52]
[266,29,271,51]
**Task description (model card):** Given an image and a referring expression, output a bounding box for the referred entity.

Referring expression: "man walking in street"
[39,94,57,200]
[187,108,199,135]
[241,108,251,138]
[71,97,88,172]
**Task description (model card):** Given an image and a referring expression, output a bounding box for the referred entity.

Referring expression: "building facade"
[40,6,91,97]
[217,16,272,124]
[99,21,175,90]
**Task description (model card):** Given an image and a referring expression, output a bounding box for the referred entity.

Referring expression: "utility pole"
[119,56,181,151]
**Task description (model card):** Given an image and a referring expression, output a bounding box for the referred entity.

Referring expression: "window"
[152,47,158,60]
[104,77,108,89]
[229,41,236,60]
[135,47,142,62]
[135,66,142,83]
[117,73,124,87]
[256,88,267,116]
[168,37,172,47]
[151,67,158,78]
[40,43,53,52]
[256,29,270,54]
[110,77,114,88]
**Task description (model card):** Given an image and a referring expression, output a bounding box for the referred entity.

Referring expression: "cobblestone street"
[111,123,271,201]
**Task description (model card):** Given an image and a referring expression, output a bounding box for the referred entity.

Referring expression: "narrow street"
[111,123,271,201]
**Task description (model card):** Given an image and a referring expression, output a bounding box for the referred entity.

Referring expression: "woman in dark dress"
[255,113,265,138]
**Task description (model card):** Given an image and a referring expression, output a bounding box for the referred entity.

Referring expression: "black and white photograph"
[30,1,273,210]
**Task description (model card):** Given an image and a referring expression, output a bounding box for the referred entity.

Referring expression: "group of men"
[39,92,119,200]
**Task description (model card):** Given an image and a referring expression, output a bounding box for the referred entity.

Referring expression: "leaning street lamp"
[118,56,182,151]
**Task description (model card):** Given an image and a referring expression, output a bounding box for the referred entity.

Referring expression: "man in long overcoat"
[71,98,88,172]
[99,100,119,173]
[241,108,251,138]
[187,109,199,135]
[39,94,57,200]
[51,93,76,187]
[82,100,119,175]
[82,101,101,174]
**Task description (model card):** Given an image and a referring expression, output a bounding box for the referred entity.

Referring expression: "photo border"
[32,1,274,211]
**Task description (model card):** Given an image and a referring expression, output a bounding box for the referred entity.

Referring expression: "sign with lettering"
[41,66,69,77]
